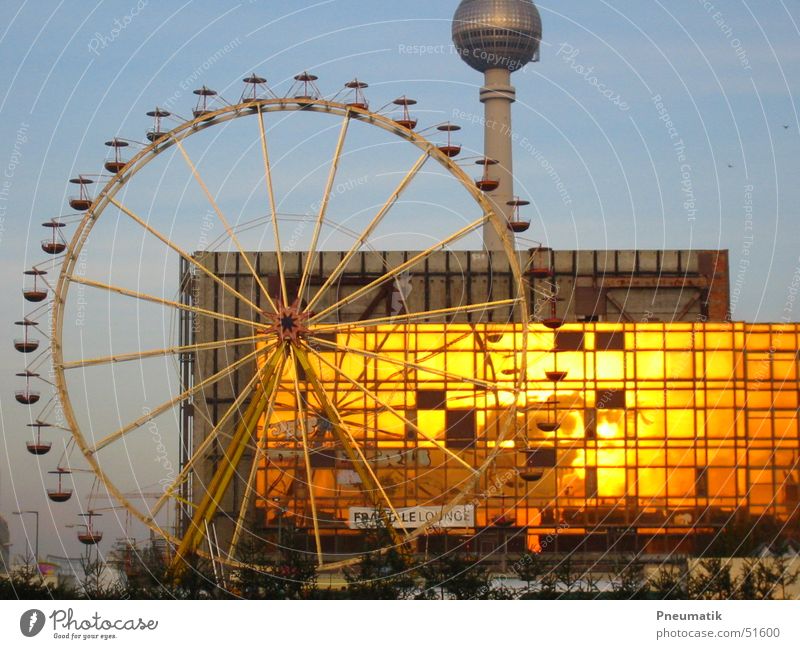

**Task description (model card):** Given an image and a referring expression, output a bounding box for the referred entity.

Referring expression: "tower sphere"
[452,0,542,73]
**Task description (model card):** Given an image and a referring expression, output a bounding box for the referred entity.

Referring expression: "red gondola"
[241,74,269,103]
[493,514,516,527]
[546,370,568,383]
[507,197,530,233]
[475,157,500,192]
[519,446,555,483]
[22,269,47,303]
[393,97,418,130]
[193,86,218,119]
[344,79,369,110]
[528,246,553,279]
[77,511,103,545]
[437,123,462,157]
[68,177,94,211]
[15,370,40,405]
[48,469,73,502]
[41,219,67,254]
[520,468,544,483]
[26,421,52,455]
[536,421,561,433]
[292,72,321,107]
[14,319,39,353]
[104,139,129,174]
[543,318,564,330]
[146,108,171,142]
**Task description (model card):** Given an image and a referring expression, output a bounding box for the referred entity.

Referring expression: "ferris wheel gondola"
[22,269,48,303]
[193,86,219,119]
[104,139,130,174]
[507,197,530,233]
[392,96,418,130]
[13,319,39,353]
[14,370,40,405]
[436,123,462,158]
[26,421,53,456]
[68,177,94,211]
[47,468,73,502]
[527,244,553,279]
[77,511,103,545]
[41,219,68,255]
[344,79,369,110]
[475,157,500,192]
[241,74,273,103]
[291,71,321,107]
[146,107,171,142]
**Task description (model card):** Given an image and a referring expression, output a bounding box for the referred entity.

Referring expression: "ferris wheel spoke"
[256,104,288,305]
[309,214,489,324]
[68,275,264,330]
[304,345,477,473]
[307,334,497,391]
[172,136,279,315]
[60,334,266,371]
[148,347,281,522]
[293,347,411,543]
[313,298,520,332]
[305,151,430,313]
[297,114,351,304]
[288,347,325,566]
[89,345,267,455]
[228,350,287,560]
[108,197,264,315]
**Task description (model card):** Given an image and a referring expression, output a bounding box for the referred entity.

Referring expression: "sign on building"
[348,505,475,529]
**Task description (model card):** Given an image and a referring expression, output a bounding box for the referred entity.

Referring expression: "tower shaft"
[481,68,516,251]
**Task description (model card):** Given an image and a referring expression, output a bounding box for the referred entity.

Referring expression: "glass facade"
[256,322,800,553]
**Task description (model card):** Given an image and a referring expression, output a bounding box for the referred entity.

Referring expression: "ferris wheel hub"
[267,300,311,343]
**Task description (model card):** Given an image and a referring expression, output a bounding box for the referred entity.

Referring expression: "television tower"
[452,0,542,250]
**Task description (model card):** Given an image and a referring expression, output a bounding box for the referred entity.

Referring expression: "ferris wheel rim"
[47,96,530,572]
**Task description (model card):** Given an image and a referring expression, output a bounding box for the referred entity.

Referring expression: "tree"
[755,556,800,600]
[230,535,282,599]
[265,520,318,599]
[690,558,736,600]
[537,560,560,597]
[121,541,177,599]
[734,558,761,600]
[554,556,581,594]
[512,551,544,593]
[344,524,417,599]
[610,555,647,598]
[78,556,126,599]
[417,552,495,600]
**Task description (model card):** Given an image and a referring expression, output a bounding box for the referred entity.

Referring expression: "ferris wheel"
[15,71,532,574]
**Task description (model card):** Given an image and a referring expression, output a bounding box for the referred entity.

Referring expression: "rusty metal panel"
[575,286,607,316]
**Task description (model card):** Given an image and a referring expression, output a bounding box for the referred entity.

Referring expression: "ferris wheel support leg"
[288,347,325,567]
[168,347,285,580]
[292,346,409,553]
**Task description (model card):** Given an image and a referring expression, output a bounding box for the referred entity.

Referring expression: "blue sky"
[0,0,798,561]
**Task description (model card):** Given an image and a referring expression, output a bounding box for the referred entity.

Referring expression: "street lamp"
[12,510,39,563]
